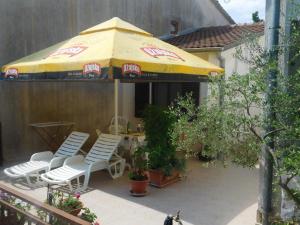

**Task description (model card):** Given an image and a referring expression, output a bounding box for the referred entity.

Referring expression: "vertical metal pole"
[198,82,202,105]
[260,1,280,224]
[149,82,153,104]
[114,79,119,134]
[0,122,3,166]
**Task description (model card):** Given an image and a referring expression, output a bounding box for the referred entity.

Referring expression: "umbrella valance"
[1,17,223,81]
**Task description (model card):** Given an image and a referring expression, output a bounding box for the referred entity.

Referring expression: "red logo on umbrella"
[141,47,184,61]
[122,63,142,76]
[83,63,101,75]
[5,68,19,79]
[49,45,88,57]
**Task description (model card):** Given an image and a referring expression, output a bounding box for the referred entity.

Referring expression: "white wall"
[221,36,265,78]
[120,83,142,129]
[190,36,265,113]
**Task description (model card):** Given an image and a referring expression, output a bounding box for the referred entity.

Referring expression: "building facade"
[0,0,233,162]
[0,0,234,66]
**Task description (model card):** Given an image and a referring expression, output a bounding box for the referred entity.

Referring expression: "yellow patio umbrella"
[1,17,224,133]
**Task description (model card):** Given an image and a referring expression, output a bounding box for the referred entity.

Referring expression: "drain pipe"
[0,122,2,166]
[217,54,225,107]
[260,1,280,225]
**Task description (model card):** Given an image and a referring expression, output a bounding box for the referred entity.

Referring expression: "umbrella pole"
[114,79,119,134]
[149,82,152,104]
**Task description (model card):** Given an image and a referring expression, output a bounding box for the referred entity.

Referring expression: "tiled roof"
[166,23,264,50]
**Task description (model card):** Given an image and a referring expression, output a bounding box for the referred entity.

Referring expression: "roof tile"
[166,23,264,49]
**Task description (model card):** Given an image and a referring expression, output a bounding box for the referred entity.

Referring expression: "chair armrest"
[63,155,85,166]
[79,149,88,156]
[87,160,107,173]
[30,151,53,161]
[49,156,67,169]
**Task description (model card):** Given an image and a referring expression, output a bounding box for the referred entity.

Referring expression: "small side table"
[29,121,75,151]
[120,133,146,169]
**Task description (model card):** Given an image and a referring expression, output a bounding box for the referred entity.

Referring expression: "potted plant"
[128,147,149,196]
[39,190,100,224]
[80,207,97,223]
[50,191,83,216]
[59,193,83,216]
[143,105,186,188]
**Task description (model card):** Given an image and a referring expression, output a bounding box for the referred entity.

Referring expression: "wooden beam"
[0,183,90,225]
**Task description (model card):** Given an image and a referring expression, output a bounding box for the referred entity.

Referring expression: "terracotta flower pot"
[149,170,180,188]
[68,202,83,216]
[130,179,149,194]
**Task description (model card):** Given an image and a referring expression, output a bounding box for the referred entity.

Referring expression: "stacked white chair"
[4,131,90,187]
[41,133,125,192]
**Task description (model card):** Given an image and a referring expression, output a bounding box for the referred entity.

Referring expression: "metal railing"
[0,183,90,225]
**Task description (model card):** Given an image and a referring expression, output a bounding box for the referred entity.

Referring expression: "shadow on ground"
[87,159,259,225]
[0,159,258,225]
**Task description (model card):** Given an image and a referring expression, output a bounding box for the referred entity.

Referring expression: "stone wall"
[0,0,232,65]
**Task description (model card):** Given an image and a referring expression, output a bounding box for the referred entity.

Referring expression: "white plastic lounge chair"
[41,133,125,192]
[4,131,89,187]
[109,116,128,134]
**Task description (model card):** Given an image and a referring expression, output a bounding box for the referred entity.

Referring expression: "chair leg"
[25,175,32,187]
[82,173,90,191]
[35,174,46,186]
[108,159,126,179]
[67,180,73,193]
[76,177,81,191]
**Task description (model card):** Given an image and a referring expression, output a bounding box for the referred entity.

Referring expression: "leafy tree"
[252,11,263,23]
[169,30,300,219]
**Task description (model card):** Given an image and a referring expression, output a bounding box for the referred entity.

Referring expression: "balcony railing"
[0,183,90,225]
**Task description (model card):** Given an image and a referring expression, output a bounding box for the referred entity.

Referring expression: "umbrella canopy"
[1,17,223,81]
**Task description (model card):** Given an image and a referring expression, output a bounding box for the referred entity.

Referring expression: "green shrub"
[143,105,185,175]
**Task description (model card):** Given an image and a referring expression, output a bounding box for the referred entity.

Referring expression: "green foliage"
[145,145,185,176]
[7,196,32,222]
[128,146,148,181]
[143,105,176,149]
[143,105,185,175]
[169,29,300,212]
[49,191,82,213]
[37,208,47,221]
[252,11,263,23]
[40,190,98,223]
[8,196,31,212]
[271,220,298,225]
[59,195,82,212]
[80,207,97,223]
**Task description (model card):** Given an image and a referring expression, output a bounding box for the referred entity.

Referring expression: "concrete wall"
[278,0,300,220]
[221,36,265,78]
[0,0,232,66]
[0,81,114,162]
[279,0,300,76]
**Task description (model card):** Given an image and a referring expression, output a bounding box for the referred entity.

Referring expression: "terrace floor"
[0,159,259,225]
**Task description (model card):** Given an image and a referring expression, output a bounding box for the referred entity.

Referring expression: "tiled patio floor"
[0,159,258,225]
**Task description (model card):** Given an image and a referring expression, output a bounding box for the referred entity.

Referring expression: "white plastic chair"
[4,131,90,187]
[108,116,128,134]
[41,133,125,192]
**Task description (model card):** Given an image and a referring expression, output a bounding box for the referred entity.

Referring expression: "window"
[152,82,199,107]
[135,83,149,117]
[135,82,200,117]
